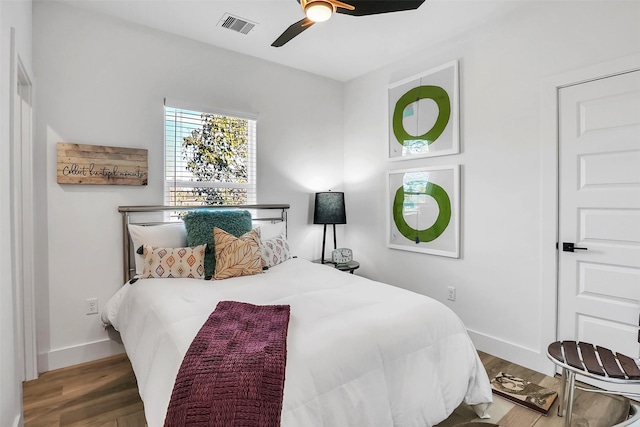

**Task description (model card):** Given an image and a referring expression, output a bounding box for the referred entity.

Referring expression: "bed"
[102,204,492,426]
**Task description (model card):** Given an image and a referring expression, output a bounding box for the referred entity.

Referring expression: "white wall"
[1,0,32,424]
[32,1,344,371]
[343,1,640,374]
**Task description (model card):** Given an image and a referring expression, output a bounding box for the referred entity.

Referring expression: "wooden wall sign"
[57,143,148,186]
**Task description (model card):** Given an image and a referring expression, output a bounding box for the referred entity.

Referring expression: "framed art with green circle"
[388,60,459,160]
[387,165,460,257]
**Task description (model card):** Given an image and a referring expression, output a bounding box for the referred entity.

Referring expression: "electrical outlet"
[86,298,98,315]
[447,286,456,301]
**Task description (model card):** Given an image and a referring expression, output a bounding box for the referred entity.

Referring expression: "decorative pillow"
[128,223,187,275]
[255,222,285,241]
[260,233,292,268]
[142,244,206,279]
[183,210,253,278]
[213,227,262,280]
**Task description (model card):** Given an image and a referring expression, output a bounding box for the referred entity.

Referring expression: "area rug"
[490,372,558,415]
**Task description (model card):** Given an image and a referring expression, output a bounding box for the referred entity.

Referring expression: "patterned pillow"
[260,233,291,268]
[128,223,187,276]
[213,227,262,280]
[142,244,206,279]
[182,210,253,278]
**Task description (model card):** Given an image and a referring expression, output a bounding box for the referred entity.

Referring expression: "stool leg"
[564,371,576,427]
[557,367,567,417]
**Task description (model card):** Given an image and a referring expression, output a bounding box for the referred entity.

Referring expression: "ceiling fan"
[271,0,426,47]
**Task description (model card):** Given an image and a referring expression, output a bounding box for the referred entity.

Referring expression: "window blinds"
[164,103,257,206]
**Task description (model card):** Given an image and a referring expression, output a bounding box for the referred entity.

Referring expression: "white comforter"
[103,258,492,427]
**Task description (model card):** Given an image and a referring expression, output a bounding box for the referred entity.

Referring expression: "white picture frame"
[387,165,460,257]
[388,60,459,160]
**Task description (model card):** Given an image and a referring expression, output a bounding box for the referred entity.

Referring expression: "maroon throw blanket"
[165,301,291,427]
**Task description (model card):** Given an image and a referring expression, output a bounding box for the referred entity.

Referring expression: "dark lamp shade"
[313,192,346,225]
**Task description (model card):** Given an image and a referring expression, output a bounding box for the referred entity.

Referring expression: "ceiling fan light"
[305,1,333,22]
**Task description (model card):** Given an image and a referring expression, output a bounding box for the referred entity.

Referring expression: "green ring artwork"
[392,85,450,148]
[387,166,460,258]
[392,182,451,243]
[388,60,459,159]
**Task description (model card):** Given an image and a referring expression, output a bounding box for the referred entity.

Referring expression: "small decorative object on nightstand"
[331,248,352,264]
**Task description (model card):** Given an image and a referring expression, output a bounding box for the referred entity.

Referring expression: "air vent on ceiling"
[218,13,257,35]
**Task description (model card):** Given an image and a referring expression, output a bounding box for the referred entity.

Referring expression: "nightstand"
[312,259,359,274]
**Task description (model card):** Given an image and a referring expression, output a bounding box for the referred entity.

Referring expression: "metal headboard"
[118,204,290,283]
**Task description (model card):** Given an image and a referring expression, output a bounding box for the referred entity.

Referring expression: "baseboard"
[467,329,557,377]
[38,338,125,372]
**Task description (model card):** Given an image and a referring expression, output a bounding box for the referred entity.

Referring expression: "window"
[164,102,256,206]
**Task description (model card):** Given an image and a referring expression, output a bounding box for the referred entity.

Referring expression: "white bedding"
[103,258,492,426]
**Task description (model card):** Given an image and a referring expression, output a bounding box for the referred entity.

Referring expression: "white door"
[558,70,640,387]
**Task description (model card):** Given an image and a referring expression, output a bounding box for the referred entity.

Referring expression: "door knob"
[562,242,588,252]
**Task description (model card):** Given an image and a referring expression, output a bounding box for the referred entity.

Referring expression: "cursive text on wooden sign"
[57,142,148,185]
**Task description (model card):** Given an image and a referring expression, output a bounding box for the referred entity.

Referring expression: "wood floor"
[22,354,145,426]
[22,351,633,426]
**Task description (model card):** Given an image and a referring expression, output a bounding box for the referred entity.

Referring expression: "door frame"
[9,28,37,381]
[540,52,640,373]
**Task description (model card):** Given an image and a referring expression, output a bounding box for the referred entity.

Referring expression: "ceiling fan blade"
[336,0,425,16]
[271,17,315,47]
[329,0,355,11]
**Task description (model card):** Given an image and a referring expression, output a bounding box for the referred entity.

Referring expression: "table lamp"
[313,191,346,263]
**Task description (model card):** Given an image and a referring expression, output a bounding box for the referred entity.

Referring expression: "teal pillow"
[182,210,253,278]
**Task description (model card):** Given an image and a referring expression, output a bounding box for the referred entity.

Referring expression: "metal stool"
[547,340,640,427]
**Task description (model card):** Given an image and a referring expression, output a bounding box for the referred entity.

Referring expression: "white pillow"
[128,223,187,275]
[256,222,286,241]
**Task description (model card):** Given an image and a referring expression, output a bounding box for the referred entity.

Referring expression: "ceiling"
[56,0,524,82]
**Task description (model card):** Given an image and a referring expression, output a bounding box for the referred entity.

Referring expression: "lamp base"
[319,223,338,266]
